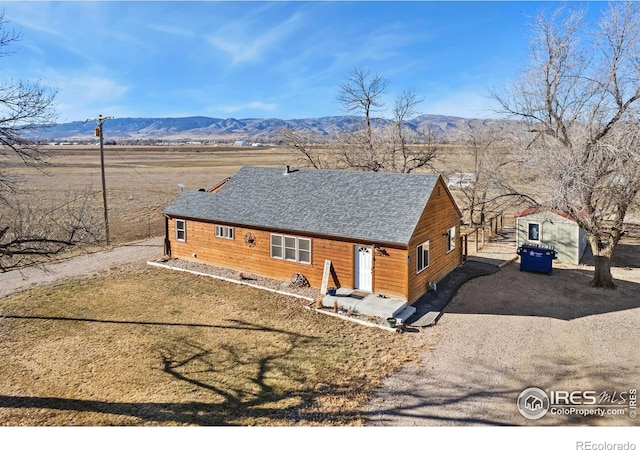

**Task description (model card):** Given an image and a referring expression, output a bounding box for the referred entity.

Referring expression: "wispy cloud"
[145,23,194,39]
[426,86,497,119]
[218,101,277,115]
[207,11,303,66]
[4,3,62,38]
[46,71,130,122]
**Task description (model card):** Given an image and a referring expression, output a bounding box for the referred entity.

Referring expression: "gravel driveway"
[363,257,640,426]
[0,237,164,299]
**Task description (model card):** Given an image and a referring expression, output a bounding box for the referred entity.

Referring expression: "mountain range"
[28,114,501,143]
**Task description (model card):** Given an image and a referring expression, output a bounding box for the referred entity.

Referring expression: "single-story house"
[162,166,462,304]
[515,208,588,264]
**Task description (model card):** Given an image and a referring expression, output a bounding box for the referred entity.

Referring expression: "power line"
[111,148,162,191]
[85,114,114,246]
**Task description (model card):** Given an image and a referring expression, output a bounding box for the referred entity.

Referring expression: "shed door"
[354,246,373,292]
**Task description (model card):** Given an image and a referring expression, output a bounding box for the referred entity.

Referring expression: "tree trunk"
[586,232,618,289]
[590,255,616,289]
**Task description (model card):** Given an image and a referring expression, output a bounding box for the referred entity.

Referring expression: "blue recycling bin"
[517,244,557,274]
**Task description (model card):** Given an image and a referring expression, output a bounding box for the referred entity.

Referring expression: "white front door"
[354,246,373,292]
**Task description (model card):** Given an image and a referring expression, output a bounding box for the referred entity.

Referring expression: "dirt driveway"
[0,237,164,299]
[363,242,640,426]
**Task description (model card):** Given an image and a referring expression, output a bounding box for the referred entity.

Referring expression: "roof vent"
[285,165,291,174]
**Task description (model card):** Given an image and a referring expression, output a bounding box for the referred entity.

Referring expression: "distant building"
[234,140,250,146]
[515,208,588,264]
[447,173,476,189]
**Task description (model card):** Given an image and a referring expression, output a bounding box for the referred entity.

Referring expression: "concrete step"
[393,304,416,323]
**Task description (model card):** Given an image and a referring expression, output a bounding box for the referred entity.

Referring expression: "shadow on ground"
[407,260,499,326]
[443,262,640,321]
[580,242,640,269]
[363,356,638,426]
[0,321,362,425]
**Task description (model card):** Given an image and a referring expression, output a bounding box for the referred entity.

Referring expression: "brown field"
[3,145,294,244]
[2,143,490,248]
[3,143,637,250]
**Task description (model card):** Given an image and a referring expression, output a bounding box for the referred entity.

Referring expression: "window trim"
[175,219,186,242]
[270,233,311,264]
[417,240,430,274]
[215,225,234,240]
[446,226,456,253]
[528,222,541,242]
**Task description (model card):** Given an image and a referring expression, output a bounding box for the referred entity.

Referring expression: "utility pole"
[85,114,114,245]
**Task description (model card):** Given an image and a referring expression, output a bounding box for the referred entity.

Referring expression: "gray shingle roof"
[163,166,442,246]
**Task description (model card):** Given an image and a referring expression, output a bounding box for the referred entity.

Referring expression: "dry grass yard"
[0,262,420,426]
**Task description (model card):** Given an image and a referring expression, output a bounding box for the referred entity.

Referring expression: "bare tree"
[384,89,440,173]
[337,66,387,159]
[282,67,442,173]
[493,2,640,288]
[0,190,104,271]
[334,68,441,173]
[455,126,503,226]
[0,11,57,202]
[0,11,101,270]
[277,127,333,169]
[451,123,540,226]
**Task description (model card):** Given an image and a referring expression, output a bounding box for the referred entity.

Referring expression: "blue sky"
[0,1,607,122]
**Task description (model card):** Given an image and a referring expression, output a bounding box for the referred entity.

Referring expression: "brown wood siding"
[168,219,355,290]
[373,246,409,300]
[407,177,462,303]
[167,218,411,299]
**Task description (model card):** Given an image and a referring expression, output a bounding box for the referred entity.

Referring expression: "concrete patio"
[321,288,416,323]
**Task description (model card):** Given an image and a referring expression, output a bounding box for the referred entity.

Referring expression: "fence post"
[475,228,479,253]
[462,234,468,262]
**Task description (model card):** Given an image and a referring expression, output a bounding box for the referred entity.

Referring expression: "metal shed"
[515,208,588,265]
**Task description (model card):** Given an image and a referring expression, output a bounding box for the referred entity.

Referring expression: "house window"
[417,241,430,273]
[528,223,540,241]
[446,226,456,253]
[284,236,297,261]
[271,234,311,264]
[175,219,186,242]
[215,225,234,239]
[270,234,283,258]
[298,238,311,264]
